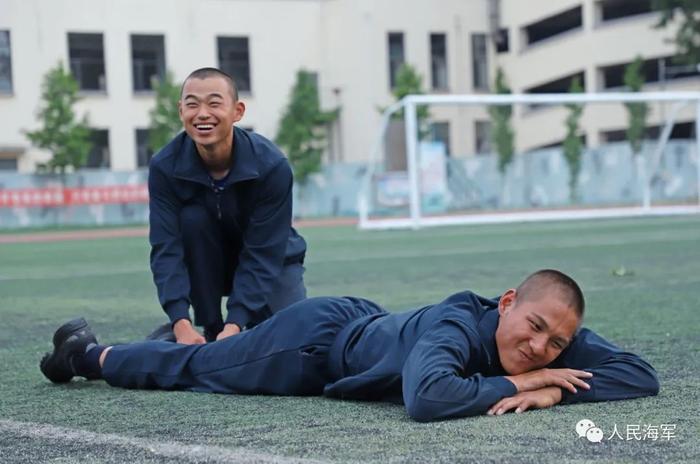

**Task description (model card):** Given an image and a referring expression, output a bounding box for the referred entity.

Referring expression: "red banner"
[0,185,149,208]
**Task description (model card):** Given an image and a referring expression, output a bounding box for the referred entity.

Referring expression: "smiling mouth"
[518,349,534,362]
[194,123,216,133]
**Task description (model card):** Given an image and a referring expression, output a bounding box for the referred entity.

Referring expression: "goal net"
[358,92,700,230]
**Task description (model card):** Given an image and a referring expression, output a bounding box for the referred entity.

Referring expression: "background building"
[498,0,698,152]
[0,0,696,173]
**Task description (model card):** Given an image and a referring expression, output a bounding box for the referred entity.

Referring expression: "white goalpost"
[358,92,700,230]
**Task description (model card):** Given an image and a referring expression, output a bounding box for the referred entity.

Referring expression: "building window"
[131,34,165,91]
[601,122,695,143]
[86,129,110,168]
[527,72,586,94]
[0,157,18,170]
[475,121,492,154]
[597,0,653,22]
[135,129,154,167]
[495,29,509,54]
[429,122,451,156]
[68,33,106,91]
[471,33,489,91]
[0,31,12,93]
[600,56,700,89]
[387,32,405,89]
[525,71,585,109]
[524,6,583,46]
[217,37,251,93]
[430,33,448,91]
[530,135,588,151]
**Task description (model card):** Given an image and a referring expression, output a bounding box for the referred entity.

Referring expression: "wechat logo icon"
[576,419,604,443]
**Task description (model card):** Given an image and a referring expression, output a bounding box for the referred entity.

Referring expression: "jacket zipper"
[211,181,224,220]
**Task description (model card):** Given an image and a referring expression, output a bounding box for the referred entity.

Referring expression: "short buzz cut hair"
[180,67,239,101]
[515,269,585,319]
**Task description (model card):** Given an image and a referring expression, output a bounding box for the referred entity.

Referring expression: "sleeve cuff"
[164,300,191,324]
[225,305,253,329]
[560,383,596,404]
[490,376,519,397]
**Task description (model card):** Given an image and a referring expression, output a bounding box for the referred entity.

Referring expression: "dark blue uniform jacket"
[324,291,660,422]
[148,127,306,328]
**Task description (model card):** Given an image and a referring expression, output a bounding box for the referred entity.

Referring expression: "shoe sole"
[40,317,93,384]
[52,317,89,347]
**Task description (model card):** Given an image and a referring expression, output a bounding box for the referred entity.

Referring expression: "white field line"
[0,231,698,282]
[0,419,326,464]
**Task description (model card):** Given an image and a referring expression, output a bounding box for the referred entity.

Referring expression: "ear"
[498,289,517,317]
[232,100,246,123]
[178,100,184,121]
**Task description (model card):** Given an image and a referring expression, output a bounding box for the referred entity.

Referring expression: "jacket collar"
[477,308,506,376]
[174,126,259,186]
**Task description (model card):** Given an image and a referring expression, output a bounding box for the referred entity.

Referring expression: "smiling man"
[40,269,659,422]
[146,68,307,344]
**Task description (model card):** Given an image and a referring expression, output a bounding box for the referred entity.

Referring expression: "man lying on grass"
[39,269,658,422]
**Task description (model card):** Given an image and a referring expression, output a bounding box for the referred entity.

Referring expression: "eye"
[529,320,541,332]
[209,101,221,107]
[551,340,565,350]
[186,103,198,108]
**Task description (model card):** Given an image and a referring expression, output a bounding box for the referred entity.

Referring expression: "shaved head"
[496,269,585,374]
[515,269,585,319]
[181,67,238,101]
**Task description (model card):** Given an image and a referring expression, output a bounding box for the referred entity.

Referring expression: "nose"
[529,334,548,357]
[196,107,211,120]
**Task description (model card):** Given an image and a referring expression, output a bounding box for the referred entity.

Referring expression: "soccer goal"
[358,91,700,230]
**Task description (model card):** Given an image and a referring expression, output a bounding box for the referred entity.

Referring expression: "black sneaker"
[40,318,97,383]
[145,322,176,342]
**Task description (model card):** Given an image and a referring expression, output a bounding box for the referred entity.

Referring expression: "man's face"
[178,76,244,151]
[495,289,580,375]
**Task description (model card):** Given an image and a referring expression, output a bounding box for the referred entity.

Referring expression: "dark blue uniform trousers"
[180,203,306,329]
[102,297,385,395]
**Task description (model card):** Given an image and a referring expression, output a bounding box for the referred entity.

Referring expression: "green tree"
[25,62,92,174]
[387,64,431,137]
[563,77,584,201]
[276,70,338,184]
[624,56,652,208]
[653,0,700,66]
[488,68,515,175]
[624,56,649,156]
[148,71,182,153]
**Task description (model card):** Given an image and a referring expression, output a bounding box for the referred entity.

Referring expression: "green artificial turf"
[0,215,698,463]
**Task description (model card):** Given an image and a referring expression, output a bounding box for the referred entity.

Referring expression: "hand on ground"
[487,386,563,416]
[173,319,206,345]
[216,323,241,341]
[506,368,592,394]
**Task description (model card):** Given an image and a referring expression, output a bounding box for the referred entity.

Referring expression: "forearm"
[553,329,660,404]
[404,374,517,422]
[560,354,659,404]
[149,166,191,322]
[150,240,191,322]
